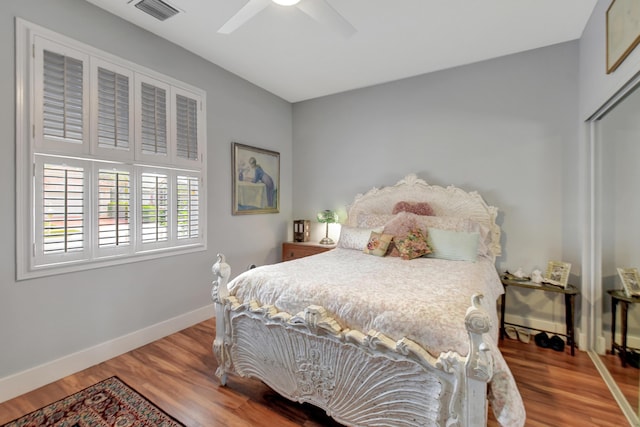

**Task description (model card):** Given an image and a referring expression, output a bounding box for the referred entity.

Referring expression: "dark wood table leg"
[621,301,629,367]
[611,296,618,355]
[565,293,575,356]
[500,285,507,340]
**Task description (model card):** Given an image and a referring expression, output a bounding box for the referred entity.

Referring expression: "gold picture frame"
[606,0,640,73]
[617,267,640,298]
[232,142,280,215]
[543,261,571,288]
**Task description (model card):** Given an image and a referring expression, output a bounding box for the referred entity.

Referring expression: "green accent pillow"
[427,228,480,262]
[394,227,432,260]
[363,231,394,256]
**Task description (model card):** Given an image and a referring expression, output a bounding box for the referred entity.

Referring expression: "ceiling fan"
[218,0,356,37]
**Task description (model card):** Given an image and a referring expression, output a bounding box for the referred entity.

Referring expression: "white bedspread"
[231,248,501,356]
[228,248,525,427]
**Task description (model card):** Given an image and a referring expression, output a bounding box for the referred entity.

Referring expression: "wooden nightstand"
[281,241,336,262]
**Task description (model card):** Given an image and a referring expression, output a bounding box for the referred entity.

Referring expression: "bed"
[211,174,525,427]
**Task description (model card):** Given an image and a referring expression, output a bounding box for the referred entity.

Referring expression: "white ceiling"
[84,0,598,103]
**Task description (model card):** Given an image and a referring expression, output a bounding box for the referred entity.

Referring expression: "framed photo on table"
[607,0,640,73]
[617,267,640,298]
[232,142,280,215]
[543,261,571,288]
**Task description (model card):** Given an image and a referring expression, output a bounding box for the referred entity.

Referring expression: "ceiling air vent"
[135,0,179,21]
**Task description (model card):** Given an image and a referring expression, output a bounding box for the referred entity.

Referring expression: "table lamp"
[317,209,339,245]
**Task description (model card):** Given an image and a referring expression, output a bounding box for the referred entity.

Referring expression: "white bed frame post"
[211,254,231,385]
[463,294,494,427]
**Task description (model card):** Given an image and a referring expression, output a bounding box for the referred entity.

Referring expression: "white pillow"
[338,226,383,250]
[426,227,479,262]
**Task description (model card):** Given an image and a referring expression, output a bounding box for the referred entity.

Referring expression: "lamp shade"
[317,210,339,224]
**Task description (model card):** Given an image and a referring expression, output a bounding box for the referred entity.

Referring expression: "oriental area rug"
[2,376,184,427]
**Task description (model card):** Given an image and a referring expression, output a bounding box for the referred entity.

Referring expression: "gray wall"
[293,42,582,331]
[0,0,291,382]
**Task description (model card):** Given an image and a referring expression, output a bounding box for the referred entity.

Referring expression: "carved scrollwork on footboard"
[211,254,494,427]
[465,294,494,383]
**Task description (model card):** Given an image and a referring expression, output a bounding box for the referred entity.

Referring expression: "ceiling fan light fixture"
[272,0,300,6]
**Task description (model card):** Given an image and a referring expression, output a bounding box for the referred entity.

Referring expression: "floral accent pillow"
[363,231,393,256]
[394,227,432,260]
[382,212,420,257]
[392,201,435,216]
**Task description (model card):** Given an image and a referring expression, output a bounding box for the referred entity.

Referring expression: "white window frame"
[171,86,204,168]
[137,166,172,252]
[174,171,203,245]
[94,162,135,259]
[16,19,207,280]
[135,74,172,166]
[33,155,91,268]
[91,58,135,162]
[33,35,90,156]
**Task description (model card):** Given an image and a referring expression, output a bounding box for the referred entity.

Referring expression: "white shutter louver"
[141,172,168,243]
[97,67,130,150]
[42,163,84,254]
[176,175,199,239]
[140,82,167,155]
[176,94,198,161]
[98,169,131,247]
[43,50,84,143]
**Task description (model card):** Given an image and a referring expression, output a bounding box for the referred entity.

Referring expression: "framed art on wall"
[617,267,640,298]
[232,142,280,215]
[607,0,640,73]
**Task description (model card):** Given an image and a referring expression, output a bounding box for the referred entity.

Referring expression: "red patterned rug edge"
[1,376,185,427]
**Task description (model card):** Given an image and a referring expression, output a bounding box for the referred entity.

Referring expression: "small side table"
[500,277,579,355]
[608,289,640,367]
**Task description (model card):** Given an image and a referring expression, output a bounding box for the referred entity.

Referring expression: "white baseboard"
[0,304,214,403]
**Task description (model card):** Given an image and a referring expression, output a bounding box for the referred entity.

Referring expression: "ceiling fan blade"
[218,0,271,34]
[296,0,356,38]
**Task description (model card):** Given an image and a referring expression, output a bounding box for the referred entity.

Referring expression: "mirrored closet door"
[593,81,640,420]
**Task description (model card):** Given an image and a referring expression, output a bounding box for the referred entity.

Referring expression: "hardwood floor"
[0,319,631,426]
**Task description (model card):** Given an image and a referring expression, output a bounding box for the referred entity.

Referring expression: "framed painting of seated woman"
[232,142,280,215]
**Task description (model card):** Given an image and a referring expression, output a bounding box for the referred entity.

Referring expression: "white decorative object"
[212,175,522,427]
[514,267,525,278]
[531,269,543,284]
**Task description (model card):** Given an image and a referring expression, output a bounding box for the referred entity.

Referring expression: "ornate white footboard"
[212,254,494,427]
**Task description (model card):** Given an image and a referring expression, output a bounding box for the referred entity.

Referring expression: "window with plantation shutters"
[140,172,169,244]
[176,175,199,240]
[18,20,206,279]
[140,81,168,156]
[97,168,131,249]
[176,94,198,161]
[42,50,84,144]
[39,162,86,256]
[97,67,130,150]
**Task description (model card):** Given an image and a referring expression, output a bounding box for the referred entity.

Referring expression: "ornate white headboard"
[346,174,501,258]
